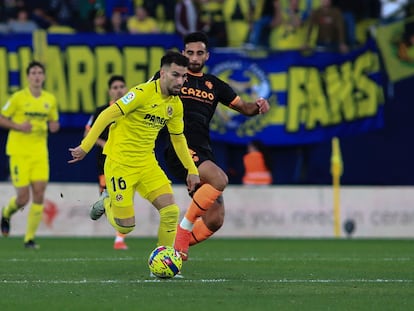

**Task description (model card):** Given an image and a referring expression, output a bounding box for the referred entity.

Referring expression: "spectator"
[47,15,76,33]
[333,0,358,47]
[199,0,228,47]
[30,3,54,30]
[242,140,273,186]
[175,0,205,38]
[47,0,80,29]
[105,0,134,21]
[91,9,110,33]
[269,0,309,50]
[303,0,348,53]
[77,0,105,32]
[245,0,282,49]
[143,0,176,32]
[108,10,127,34]
[126,5,159,34]
[7,8,37,33]
[144,0,176,19]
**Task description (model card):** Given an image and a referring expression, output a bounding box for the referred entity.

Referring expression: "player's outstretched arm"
[68,104,122,164]
[232,97,270,116]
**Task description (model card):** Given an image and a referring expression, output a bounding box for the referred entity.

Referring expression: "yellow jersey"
[103,79,184,166]
[1,87,59,156]
[126,16,158,33]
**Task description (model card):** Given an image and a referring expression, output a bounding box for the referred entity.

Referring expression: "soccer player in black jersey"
[169,32,271,260]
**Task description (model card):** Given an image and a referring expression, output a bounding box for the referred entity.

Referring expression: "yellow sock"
[2,197,19,218]
[189,218,214,246]
[157,204,179,247]
[24,203,43,242]
[104,198,135,234]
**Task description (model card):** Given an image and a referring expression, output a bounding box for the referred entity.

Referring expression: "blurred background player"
[68,51,200,255]
[0,61,60,249]
[84,75,128,250]
[242,140,273,185]
[162,32,270,260]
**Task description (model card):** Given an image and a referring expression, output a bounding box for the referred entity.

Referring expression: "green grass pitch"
[0,237,413,311]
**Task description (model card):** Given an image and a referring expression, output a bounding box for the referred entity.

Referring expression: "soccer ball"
[148,245,182,278]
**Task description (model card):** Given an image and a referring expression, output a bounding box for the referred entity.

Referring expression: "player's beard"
[188,62,204,73]
[168,84,182,95]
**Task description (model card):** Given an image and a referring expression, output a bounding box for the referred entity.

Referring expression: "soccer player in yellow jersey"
[84,75,129,250]
[0,61,60,249]
[68,51,200,250]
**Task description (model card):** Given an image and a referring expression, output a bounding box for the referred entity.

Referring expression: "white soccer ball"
[148,245,182,278]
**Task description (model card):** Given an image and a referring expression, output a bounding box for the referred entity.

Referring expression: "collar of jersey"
[187,70,203,77]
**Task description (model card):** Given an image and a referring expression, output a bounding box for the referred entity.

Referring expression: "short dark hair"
[184,31,209,49]
[160,50,189,68]
[108,75,125,88]
[26,61,45,75]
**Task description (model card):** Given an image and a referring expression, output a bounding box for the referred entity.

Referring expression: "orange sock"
[184,184,222,223]
[190,218,214,246]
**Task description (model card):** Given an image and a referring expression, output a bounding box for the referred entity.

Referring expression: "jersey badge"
[2,101,11,111]
[120,92,135,105]
[167,106,173,117]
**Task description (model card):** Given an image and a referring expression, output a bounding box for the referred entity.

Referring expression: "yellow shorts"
[9,155,49,187]
[104,156,173,210]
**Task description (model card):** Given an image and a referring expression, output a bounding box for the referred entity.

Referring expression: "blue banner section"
[0,33,385,146]
[208,39,385,145]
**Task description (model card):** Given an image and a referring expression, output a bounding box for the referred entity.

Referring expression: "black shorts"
[164,144,215,182]
[96,152,106,176]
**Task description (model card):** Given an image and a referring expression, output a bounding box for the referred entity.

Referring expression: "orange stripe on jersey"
[229,96,241,109]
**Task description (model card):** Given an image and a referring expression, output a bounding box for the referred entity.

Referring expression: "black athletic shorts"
[164,144,215,182]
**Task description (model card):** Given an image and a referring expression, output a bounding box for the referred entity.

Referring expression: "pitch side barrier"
[0,183,412,238]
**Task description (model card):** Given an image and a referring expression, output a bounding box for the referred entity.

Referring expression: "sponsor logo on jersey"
[144,114,167,127]
[181,87,215,101]
[120,91,135,105]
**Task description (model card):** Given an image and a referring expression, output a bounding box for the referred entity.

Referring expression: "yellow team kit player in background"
[0,61,60,249]
[68,51,200,249]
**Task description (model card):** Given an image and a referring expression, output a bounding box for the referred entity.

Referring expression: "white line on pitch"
[2,257,413,263]
[1,279,412,284]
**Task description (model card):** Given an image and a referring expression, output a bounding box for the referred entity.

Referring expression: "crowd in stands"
[0,0,413,52]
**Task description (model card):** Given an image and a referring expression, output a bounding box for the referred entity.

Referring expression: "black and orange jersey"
[152,70,240,179]
[180,71,239,151]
